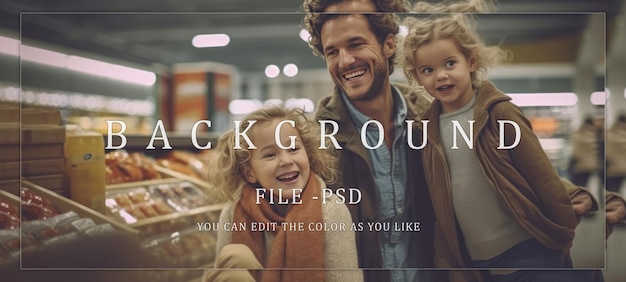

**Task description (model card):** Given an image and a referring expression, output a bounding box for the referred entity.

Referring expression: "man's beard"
[340,60,389,102]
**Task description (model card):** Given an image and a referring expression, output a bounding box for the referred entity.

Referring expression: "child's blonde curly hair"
[207,106,338,202]
[400,13,509,89]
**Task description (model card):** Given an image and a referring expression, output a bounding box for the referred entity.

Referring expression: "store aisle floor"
[569,175,625,281]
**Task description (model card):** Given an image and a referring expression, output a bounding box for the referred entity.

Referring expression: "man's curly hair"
[301,0,410,74]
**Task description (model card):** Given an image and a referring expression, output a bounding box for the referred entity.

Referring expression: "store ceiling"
[0,0,622,73]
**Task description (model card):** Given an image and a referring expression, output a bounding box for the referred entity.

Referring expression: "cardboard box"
[0,106,19,123]
[0,143,65,162]
[22,108,63,125]
[0,106,62,125]
[22,158,65,176]
[0,124,65,145]
[0,123,20,144]
[22,124,65,144]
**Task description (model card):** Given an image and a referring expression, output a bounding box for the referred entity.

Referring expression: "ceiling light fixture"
[299,29,310,42]
[265,64,280,78]
[22,45,67,68]
[283,63,298,77]
[506,92,578,107]
[192,34,230,48]
[0,35,19,56]
[590,91,605,106]
[399,25,408,37]
[67,55,157,86]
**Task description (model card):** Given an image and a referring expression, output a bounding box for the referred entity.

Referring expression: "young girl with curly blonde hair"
[400,13,594,282]
[204,106,361,282]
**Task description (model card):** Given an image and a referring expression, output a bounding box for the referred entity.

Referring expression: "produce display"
[156,150,212,180]
[103,150,222,278]
[106,181,213,224]
[0,188,117,265]
[0,198,19,230]
[105,150,162,184]
[143,227,217,268]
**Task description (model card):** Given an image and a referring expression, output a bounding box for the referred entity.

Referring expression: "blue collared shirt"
[342,87,416,282]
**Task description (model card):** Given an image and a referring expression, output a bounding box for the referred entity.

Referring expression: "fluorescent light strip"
[66,55,156,86]
[22,45,67,68]
[229,99,263,115]
[590,91,606,106]
[192,34,230,48]
[506,93,578,107]
[0,36,19,56]
[0,35,156,86]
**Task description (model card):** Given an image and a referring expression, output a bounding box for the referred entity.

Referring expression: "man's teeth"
[344,70,365,80]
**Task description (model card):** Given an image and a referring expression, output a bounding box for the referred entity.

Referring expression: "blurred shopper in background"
[569,115,604,188]
[606,114,626,194]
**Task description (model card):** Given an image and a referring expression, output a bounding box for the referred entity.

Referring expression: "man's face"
[320,14,394,102]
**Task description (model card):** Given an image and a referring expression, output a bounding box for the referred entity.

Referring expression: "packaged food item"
[21,220,59,243]
[42,232,81,247]
[57,218,97,234]
[141,227,217,267]
[151,182,209,211]
[157,150,207,179]
[127,188,150,204]
[113,193,133,207]
[81,223,116,237]
[0,200,18,216]
[0,199,20,230]
[0,213,20,230]
[0,229,20,256]
[65,128,106,213]
[21,188,59,220]
[105,150,163,184]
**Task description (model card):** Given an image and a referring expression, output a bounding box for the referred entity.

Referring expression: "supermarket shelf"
[129,203,224,229]
[22,179,139,235]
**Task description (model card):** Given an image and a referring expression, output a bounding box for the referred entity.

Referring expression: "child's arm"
[606,192,626,237]
[492,102,578,229]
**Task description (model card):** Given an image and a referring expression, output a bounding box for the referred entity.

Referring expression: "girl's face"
[243,119,311,200]
[411,38,477,114]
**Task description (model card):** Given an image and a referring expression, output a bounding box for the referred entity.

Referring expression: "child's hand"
[570,192,593,216]
[606,198,626,224]
[606,195,626,239]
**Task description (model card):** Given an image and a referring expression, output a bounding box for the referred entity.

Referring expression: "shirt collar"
[341,85,408,129]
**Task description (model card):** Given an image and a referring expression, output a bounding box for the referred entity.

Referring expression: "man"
[302,0,621,281]
[304,1,434,281]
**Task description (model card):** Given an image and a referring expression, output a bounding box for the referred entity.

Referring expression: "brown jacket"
[315,84,435,282]
[418,81,583,282]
